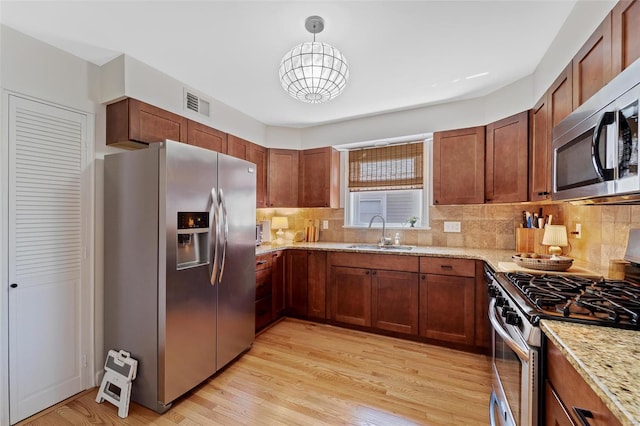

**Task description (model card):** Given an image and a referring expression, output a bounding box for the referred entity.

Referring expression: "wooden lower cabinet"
[419,257,476,346]
[271,251,285,318]
[372,270,419,334]
[327,252,419,335]
[285,250,327,319]
[545,339,622,426]
[255,254,273,331]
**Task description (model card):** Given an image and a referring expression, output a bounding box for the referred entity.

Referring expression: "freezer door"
[216,153,257,370]
[161,141,219,404]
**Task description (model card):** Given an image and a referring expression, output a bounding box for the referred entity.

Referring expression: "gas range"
[502,272,640,330]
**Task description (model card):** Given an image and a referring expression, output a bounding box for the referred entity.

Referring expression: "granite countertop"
[256,241,606,276]
[541,320,640,426]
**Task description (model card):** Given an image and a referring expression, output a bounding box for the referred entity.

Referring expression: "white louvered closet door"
[8,96,87,424]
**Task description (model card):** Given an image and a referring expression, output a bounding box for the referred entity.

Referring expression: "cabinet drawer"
[546,339,622,426]
[255,296,272,330]
[328,252,419,272]
[256,254,272,270]
[420,257,475,277]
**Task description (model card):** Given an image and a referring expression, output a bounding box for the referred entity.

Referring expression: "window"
[344,140,430,228]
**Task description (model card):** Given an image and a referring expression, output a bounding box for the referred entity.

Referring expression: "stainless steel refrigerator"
[104,140,256,413]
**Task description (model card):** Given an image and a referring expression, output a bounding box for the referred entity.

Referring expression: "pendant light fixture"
[279,16,350,103]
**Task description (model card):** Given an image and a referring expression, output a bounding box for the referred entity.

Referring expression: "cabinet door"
[371,270,419,335]
[299,147,340,207]
[227,134,249,159]
[612,0,640,75]
[268,149,299,207]
[255,267,273,331]
[307,251,327,319]
[572,15,613,109]
[187,120,227,153]
[433,127,485,205]
[529,96,551,201]
[271,251,285,318]
[485,111,529,203]
[106,98,188,148]
[247,143,268,208]
[329,266,371,326]
[285,250,308,317]
[549,63,574,131]
[419,274,475,345]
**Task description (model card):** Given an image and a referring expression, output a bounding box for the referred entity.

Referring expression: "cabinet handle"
[365,271,370,275]
[372,270,377,275]
[434,199,439,204]
[572,407,594,426]
[537,191,550,196]
[421,275,426,280]
[257,260,268,265]
[440,265,453,270]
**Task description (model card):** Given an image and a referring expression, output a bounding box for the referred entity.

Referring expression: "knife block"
[515,228,546,254]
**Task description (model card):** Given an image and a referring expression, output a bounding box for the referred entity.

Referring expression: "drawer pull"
[440,265,453,270]
[572,407,594,426]
[257,260,268,265]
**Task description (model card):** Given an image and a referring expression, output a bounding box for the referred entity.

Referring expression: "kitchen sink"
[346,244,414,251]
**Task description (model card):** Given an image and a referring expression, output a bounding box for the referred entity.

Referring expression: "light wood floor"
[18,318,492,425]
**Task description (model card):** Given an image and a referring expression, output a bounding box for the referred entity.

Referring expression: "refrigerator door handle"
[218,189,229,283]
[209,187,220,286]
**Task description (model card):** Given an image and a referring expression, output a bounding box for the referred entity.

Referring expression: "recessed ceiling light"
[465,72,489,80]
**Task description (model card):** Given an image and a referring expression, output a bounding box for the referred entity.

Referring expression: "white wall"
[100,54,269,146]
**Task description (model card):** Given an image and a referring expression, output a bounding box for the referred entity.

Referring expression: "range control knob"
[495,296,506,307]
[501,306,513,317]
[505,311,521,326]
[488,286,499,297]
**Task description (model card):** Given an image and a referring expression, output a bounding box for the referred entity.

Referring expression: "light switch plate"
[322,220,329,229]
[444,221,461,233]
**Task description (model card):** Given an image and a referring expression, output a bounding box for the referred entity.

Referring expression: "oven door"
[488,299,539,426]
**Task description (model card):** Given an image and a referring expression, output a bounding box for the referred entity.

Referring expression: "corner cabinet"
[298,147,340,208]
[419,257,476,346]
[485,111,529,203]
[267,149,299,207]
[106,98,188,149]
[284,250,327,320]
[433,127,485,205]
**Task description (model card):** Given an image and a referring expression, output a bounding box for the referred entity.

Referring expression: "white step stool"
[95,349,138,418]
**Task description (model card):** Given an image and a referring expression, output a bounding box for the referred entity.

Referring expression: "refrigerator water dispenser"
[177,212,210,270]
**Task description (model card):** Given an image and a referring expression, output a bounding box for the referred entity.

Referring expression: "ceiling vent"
[184,89,211,117]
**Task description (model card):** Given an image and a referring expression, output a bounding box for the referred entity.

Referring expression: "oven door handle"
[488,299,529,362]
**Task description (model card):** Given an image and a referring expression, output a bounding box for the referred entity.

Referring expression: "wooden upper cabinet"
[485,111,529,203]
[227,134,268,208]
[549,63,574,132]
[433,126,485,205]
[268,149,299,207]
[186,120,227,153]
[612,0,640,75]
[572,15,613,109]
[106,98,188,149]
[299,147,340,208]
[529,96,551,201]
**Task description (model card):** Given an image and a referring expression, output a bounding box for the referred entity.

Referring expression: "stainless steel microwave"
[552,59,640,204]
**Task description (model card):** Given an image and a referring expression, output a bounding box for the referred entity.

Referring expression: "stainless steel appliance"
[487,230,640,425]
[104,140,256,413]
[552,58,639,204]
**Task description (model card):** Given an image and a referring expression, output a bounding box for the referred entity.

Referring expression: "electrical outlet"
[322,220,329,230]
[575,223,581,239]
[444,221,461,233]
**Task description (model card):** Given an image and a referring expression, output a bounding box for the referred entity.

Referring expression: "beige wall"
[258,203,636,271]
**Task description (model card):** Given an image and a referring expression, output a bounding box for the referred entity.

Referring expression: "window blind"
[348,142,423,191]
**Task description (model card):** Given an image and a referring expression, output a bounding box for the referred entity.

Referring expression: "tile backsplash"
[258,203,636,271]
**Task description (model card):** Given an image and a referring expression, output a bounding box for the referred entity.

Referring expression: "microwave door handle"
[592,111,616,181]
[209,187,220,286]
[488,299,529,362]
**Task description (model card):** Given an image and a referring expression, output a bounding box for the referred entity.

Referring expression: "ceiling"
[1,1,579,128]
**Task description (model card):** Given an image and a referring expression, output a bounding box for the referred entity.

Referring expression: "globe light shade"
[279,41,349,103]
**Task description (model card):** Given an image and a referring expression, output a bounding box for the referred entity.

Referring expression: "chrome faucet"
[368,215,391,246]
